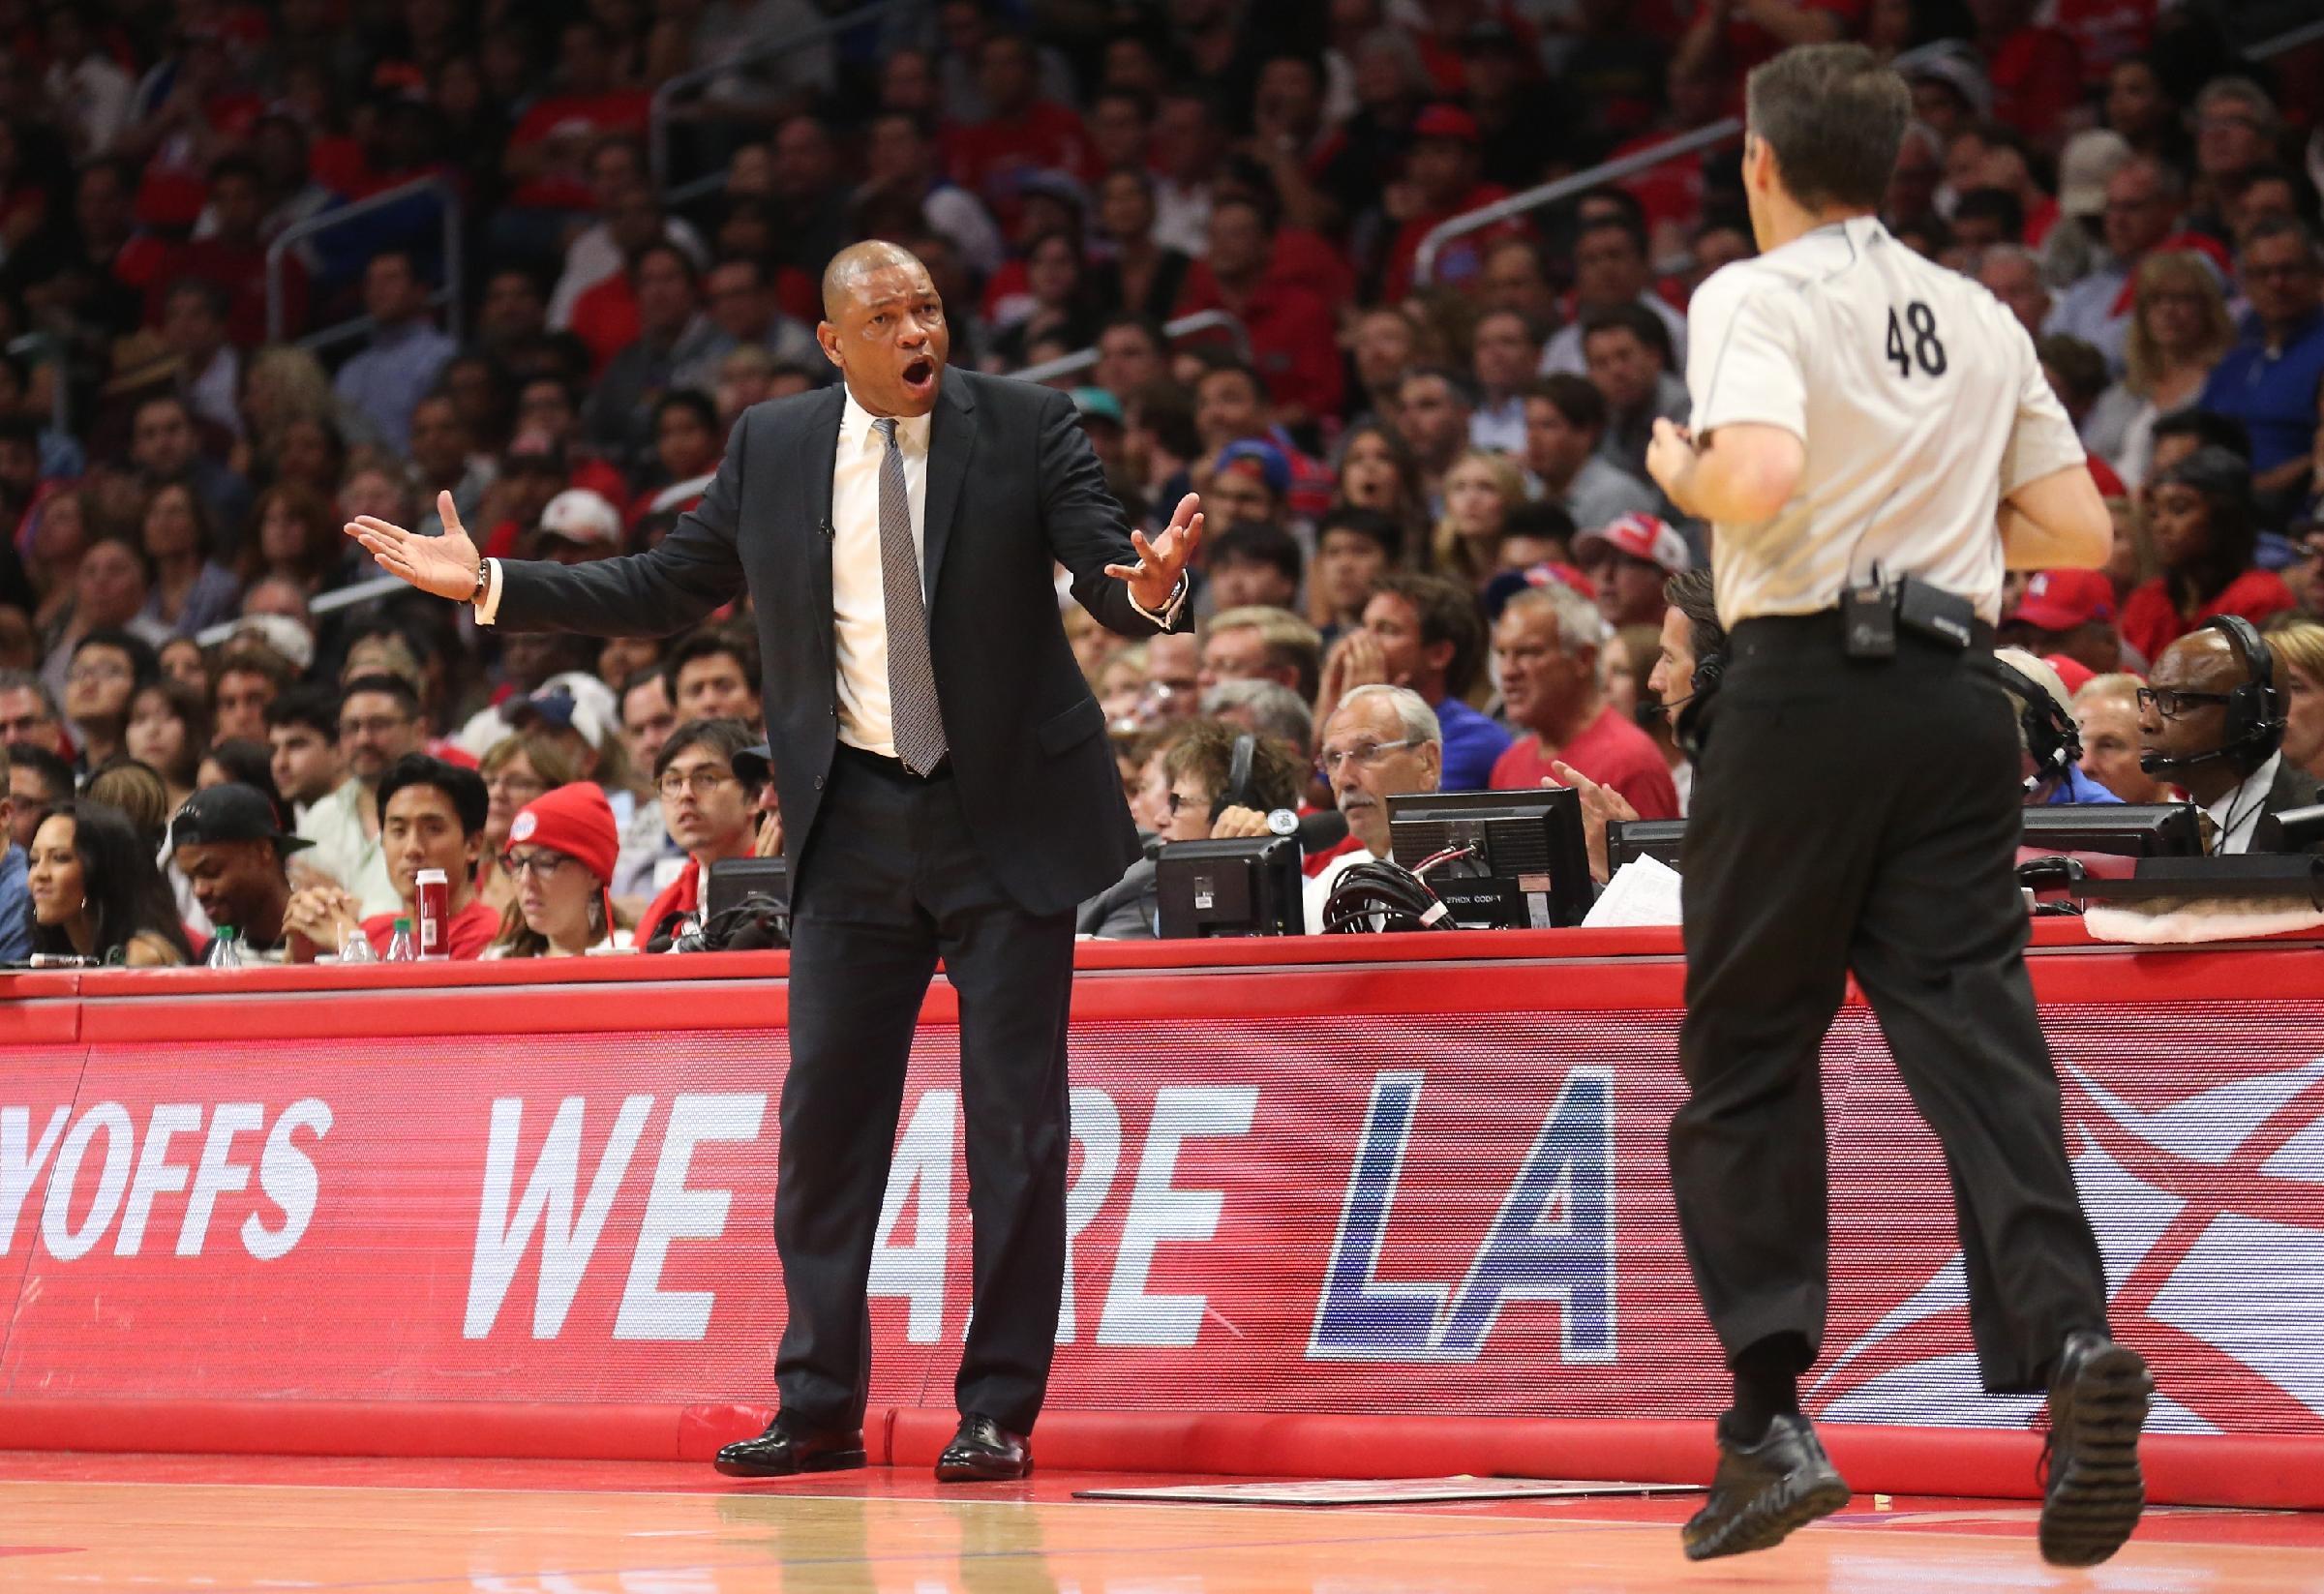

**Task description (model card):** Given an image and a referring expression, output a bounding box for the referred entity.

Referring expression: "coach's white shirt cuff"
[1129,574,1187,632]
[473,558,503,626]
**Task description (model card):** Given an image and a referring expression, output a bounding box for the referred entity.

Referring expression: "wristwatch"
[1266,808,1300,837]
[468,561,490,605]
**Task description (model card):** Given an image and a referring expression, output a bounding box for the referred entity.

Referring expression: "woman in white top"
[484,781,633,959]
[2089,251,2234,490]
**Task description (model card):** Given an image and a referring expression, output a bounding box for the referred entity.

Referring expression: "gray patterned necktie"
[872,417,949,774]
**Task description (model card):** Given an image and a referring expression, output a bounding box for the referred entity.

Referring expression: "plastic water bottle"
[338,923,378,963]
[205,927,242,969]
[383,917,417,962]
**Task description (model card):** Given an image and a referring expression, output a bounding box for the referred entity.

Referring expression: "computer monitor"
[1386,787,1593,929]
[1156,836,1305,937]
[1607,819,1687,870]
[2019,803,2204,857]
[706,857,789,921]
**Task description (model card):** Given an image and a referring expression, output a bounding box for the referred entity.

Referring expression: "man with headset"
[1078,722,1306,938]
[1644,44,2145,1569]
[1996,649,2121,806]
[2137,617,2320,853]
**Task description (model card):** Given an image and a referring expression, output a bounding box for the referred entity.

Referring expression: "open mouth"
[901,356,937,396]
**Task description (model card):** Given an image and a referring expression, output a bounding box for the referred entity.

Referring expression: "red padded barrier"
[0,934,2318,1506]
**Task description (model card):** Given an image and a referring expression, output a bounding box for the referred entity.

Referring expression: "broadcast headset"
[1643,649,1726,758]
[2137,614,2284,779]
[1211,733,1258,823]
[1993,655,2081,789]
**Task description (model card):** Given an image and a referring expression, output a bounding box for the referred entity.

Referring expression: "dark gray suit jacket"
[2253,756,2324,854]
[495,368,1179,916]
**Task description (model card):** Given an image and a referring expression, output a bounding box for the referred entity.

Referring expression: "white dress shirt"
[2204,752,2279,856]
[476,385,1186,722]
[830,390,932,758]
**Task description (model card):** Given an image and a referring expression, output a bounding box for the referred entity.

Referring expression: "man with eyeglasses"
[295,675,425,917]
[2199,218,2324,502]
[638,718,765,947]
[62,629,156,771]
[2136,625,2320,854]
[2043,156,2206,376]
[1302,685,1443,932]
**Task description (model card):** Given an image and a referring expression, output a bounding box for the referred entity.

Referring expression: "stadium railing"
[1411,120,1743,292]
[1413,13,2323,291]
[265,175,464,350]
[1012,309,1250,386]
[650,0,935,208]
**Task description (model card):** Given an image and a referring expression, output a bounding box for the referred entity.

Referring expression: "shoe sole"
[935,1455,1035,1484]
[1682,1471,1853,1562]
[711,1448,868,1479]
[2040,1344,2152,1568]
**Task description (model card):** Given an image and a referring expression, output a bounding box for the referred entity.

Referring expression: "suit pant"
[1672,614,2111,1396]
[774,745,1075,1434]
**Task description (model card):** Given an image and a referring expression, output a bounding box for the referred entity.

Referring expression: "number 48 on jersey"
[1886,302,1947,378]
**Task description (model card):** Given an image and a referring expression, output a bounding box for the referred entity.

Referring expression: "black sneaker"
[1681,1412,1852,1561]
[2038,1332,2152,1567]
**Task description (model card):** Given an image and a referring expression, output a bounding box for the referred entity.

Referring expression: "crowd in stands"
[0,0,2317,963]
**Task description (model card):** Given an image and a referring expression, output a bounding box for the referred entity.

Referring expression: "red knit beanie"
[507,781,619,886]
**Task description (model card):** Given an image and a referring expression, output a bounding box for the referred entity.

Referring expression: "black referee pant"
[1672,613,2110,1396]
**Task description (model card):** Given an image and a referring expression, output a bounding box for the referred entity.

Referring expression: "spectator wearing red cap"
[487,782,629,957]
[1575,512,1691,629]
[1489,583,1679,817]
[1381,105,1512,302]
[2003,568,2124,677]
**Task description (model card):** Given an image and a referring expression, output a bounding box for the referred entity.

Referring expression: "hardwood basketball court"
[1,1454,2318,1593]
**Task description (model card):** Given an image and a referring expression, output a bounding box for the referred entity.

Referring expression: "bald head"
[816,239,951,418]
[822,240,929,321]
[2153,628,2249,693]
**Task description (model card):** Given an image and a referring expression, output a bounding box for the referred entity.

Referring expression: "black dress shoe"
[935,1414,1032,1482]
[712,1417,867,1479]
[1681,1412,1852,1561]
[2038,1331,2152,1567]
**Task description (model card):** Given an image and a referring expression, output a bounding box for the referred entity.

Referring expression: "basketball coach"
[349,241,1200,1484]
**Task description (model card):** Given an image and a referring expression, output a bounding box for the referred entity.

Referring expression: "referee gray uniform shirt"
[1687,214,2087,625]
[1668,214,2113,1431]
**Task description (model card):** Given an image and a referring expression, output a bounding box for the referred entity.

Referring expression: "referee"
[1645,45,2150,1566]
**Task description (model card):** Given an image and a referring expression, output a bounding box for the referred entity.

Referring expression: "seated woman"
[485,782,631,958]
[26,799,194,966]
[2119,446,2297,662]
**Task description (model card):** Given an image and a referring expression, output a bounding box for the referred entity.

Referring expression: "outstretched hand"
[1104,492,1203,613]
[347,490,483,602]
[1548,760,1639,887]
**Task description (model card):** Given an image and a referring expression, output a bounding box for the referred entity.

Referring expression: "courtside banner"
[2,1003,2319,1443]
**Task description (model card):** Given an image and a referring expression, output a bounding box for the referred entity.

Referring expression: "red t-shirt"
[2050,0,2154,85]
[362,895,501,960]
[942,101,1094,227]
[640,857,703,947]
[1717,0,1864,89]
[1489,707,1681,820]
[1985,26,2085,145]
[568,272,640,376]
[509,91,653,210]
[1382,183,1513,303]
[1171,275,1343,421]
[1614,135,1705,233]
[2118,570,2298,666]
